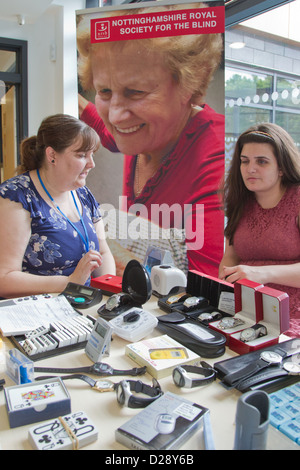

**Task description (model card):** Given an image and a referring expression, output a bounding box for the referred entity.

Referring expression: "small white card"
[218,291,235,315]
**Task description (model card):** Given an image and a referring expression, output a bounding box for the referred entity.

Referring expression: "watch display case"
[210,279,290,354]
[229,282,290,354]
[209,279,264,345]
[157,269,234,316]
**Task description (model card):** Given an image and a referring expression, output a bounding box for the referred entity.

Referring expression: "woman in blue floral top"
[0,114,115,298]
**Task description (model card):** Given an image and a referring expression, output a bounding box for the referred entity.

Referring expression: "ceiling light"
[229,42,246,49]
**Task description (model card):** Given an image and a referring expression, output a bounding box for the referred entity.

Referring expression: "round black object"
[122,260,152,305]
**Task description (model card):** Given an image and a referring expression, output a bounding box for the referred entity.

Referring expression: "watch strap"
[222,358,268,387]
[125,379,163,408]
[182,364,216,386]
[34,365,92,374]
[34,362,147,377]
[104,366,146,376]
[236,367,289,392]
[35,373,97,388]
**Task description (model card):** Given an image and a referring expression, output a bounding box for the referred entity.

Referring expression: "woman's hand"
[220,264,266,285]
[69,250,103,285]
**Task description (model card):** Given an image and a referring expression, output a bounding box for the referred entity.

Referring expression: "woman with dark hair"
[0,114,115,298]
[219,122,300,337]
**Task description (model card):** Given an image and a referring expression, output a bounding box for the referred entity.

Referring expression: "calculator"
[61,282,103,309]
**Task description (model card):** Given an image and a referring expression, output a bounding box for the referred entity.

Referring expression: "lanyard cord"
[37,168,89,252]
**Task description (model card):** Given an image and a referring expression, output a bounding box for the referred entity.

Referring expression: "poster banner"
[76,1,225,278]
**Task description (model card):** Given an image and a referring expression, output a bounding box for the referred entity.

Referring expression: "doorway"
[0,38,28,183]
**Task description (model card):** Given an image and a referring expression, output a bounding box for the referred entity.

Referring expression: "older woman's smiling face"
[91,42,192,159]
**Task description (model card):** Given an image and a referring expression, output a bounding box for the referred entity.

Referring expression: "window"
[224,0,300,167]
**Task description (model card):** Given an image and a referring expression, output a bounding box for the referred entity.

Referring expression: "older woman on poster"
[77,2,224,277]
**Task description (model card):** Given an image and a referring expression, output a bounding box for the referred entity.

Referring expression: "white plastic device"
[85,317,113,363]
[151,265,187,296]
[109,308,158,342]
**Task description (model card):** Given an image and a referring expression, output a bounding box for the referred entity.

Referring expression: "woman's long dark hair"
[223,123,300,244]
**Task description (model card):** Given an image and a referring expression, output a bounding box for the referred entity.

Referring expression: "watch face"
[116,384,125,404]
[240,327,256,342]
[198,313,213,321]
[260,351,282,364]
[184,296,199,307]
[94,380,115,392]
[283,362,300,375]
[172,367,185,387]
[219,317,244,330]
[166,293,188,304]
[105,294,120,311]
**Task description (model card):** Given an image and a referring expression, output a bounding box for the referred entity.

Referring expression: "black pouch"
[157,312,226,358]
[214,338,300,393]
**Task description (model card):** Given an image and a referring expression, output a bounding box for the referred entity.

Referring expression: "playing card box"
[229,282,290,354]
[28,411,98,450]
[4,378,71,428]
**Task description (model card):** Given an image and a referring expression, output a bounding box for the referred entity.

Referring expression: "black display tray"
[9,335,88,362]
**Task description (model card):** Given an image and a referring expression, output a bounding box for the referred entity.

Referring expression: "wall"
[0,0,85,135]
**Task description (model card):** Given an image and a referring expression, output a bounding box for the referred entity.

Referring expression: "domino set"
[11,315,95,361]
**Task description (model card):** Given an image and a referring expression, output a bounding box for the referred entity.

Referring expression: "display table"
[0,295,296,451]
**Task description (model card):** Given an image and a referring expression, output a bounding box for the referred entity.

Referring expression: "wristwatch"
[105,293,124,311]
[218,317,245,330]
[283,362,300,375]
[172,362,216,388]
[222,350,283,387]
[166,292,190,305]
[240,324,268,342]
[115,378,163,408]
[35,373,117,392]
[183,296,207,311]
[34,362,147,377]
[198,311,222,323]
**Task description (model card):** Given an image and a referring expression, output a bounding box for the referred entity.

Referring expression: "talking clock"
[61,282,103,309]
[85,316,113,363]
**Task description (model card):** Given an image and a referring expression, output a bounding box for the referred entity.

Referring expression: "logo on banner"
[94,20,110,40]
[90,6,224,43]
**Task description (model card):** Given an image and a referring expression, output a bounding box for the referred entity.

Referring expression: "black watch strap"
[34,362,146,377]
[127,379,161,397]
[122,379,163,408]
[34,365,93,374]
[35,373,98,388]
[183,364,216,386]
[222,358,269,386]
[236,368,289,392]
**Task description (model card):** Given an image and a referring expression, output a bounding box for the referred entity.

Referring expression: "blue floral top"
[0,172,101,279]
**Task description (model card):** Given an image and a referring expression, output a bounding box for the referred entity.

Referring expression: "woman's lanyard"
[37,168,90,252]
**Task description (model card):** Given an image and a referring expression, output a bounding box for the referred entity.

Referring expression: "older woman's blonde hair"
[77,2,223,105]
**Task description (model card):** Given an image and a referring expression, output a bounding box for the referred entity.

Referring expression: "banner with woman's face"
[76,1,225,277]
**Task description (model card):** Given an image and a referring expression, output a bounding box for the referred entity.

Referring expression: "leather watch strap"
[35,373,97,388]
[182,364,216,386]
[236,368,289,392]
[34,362,146,377]
[34,365,92,374]
[222,358,268,386]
